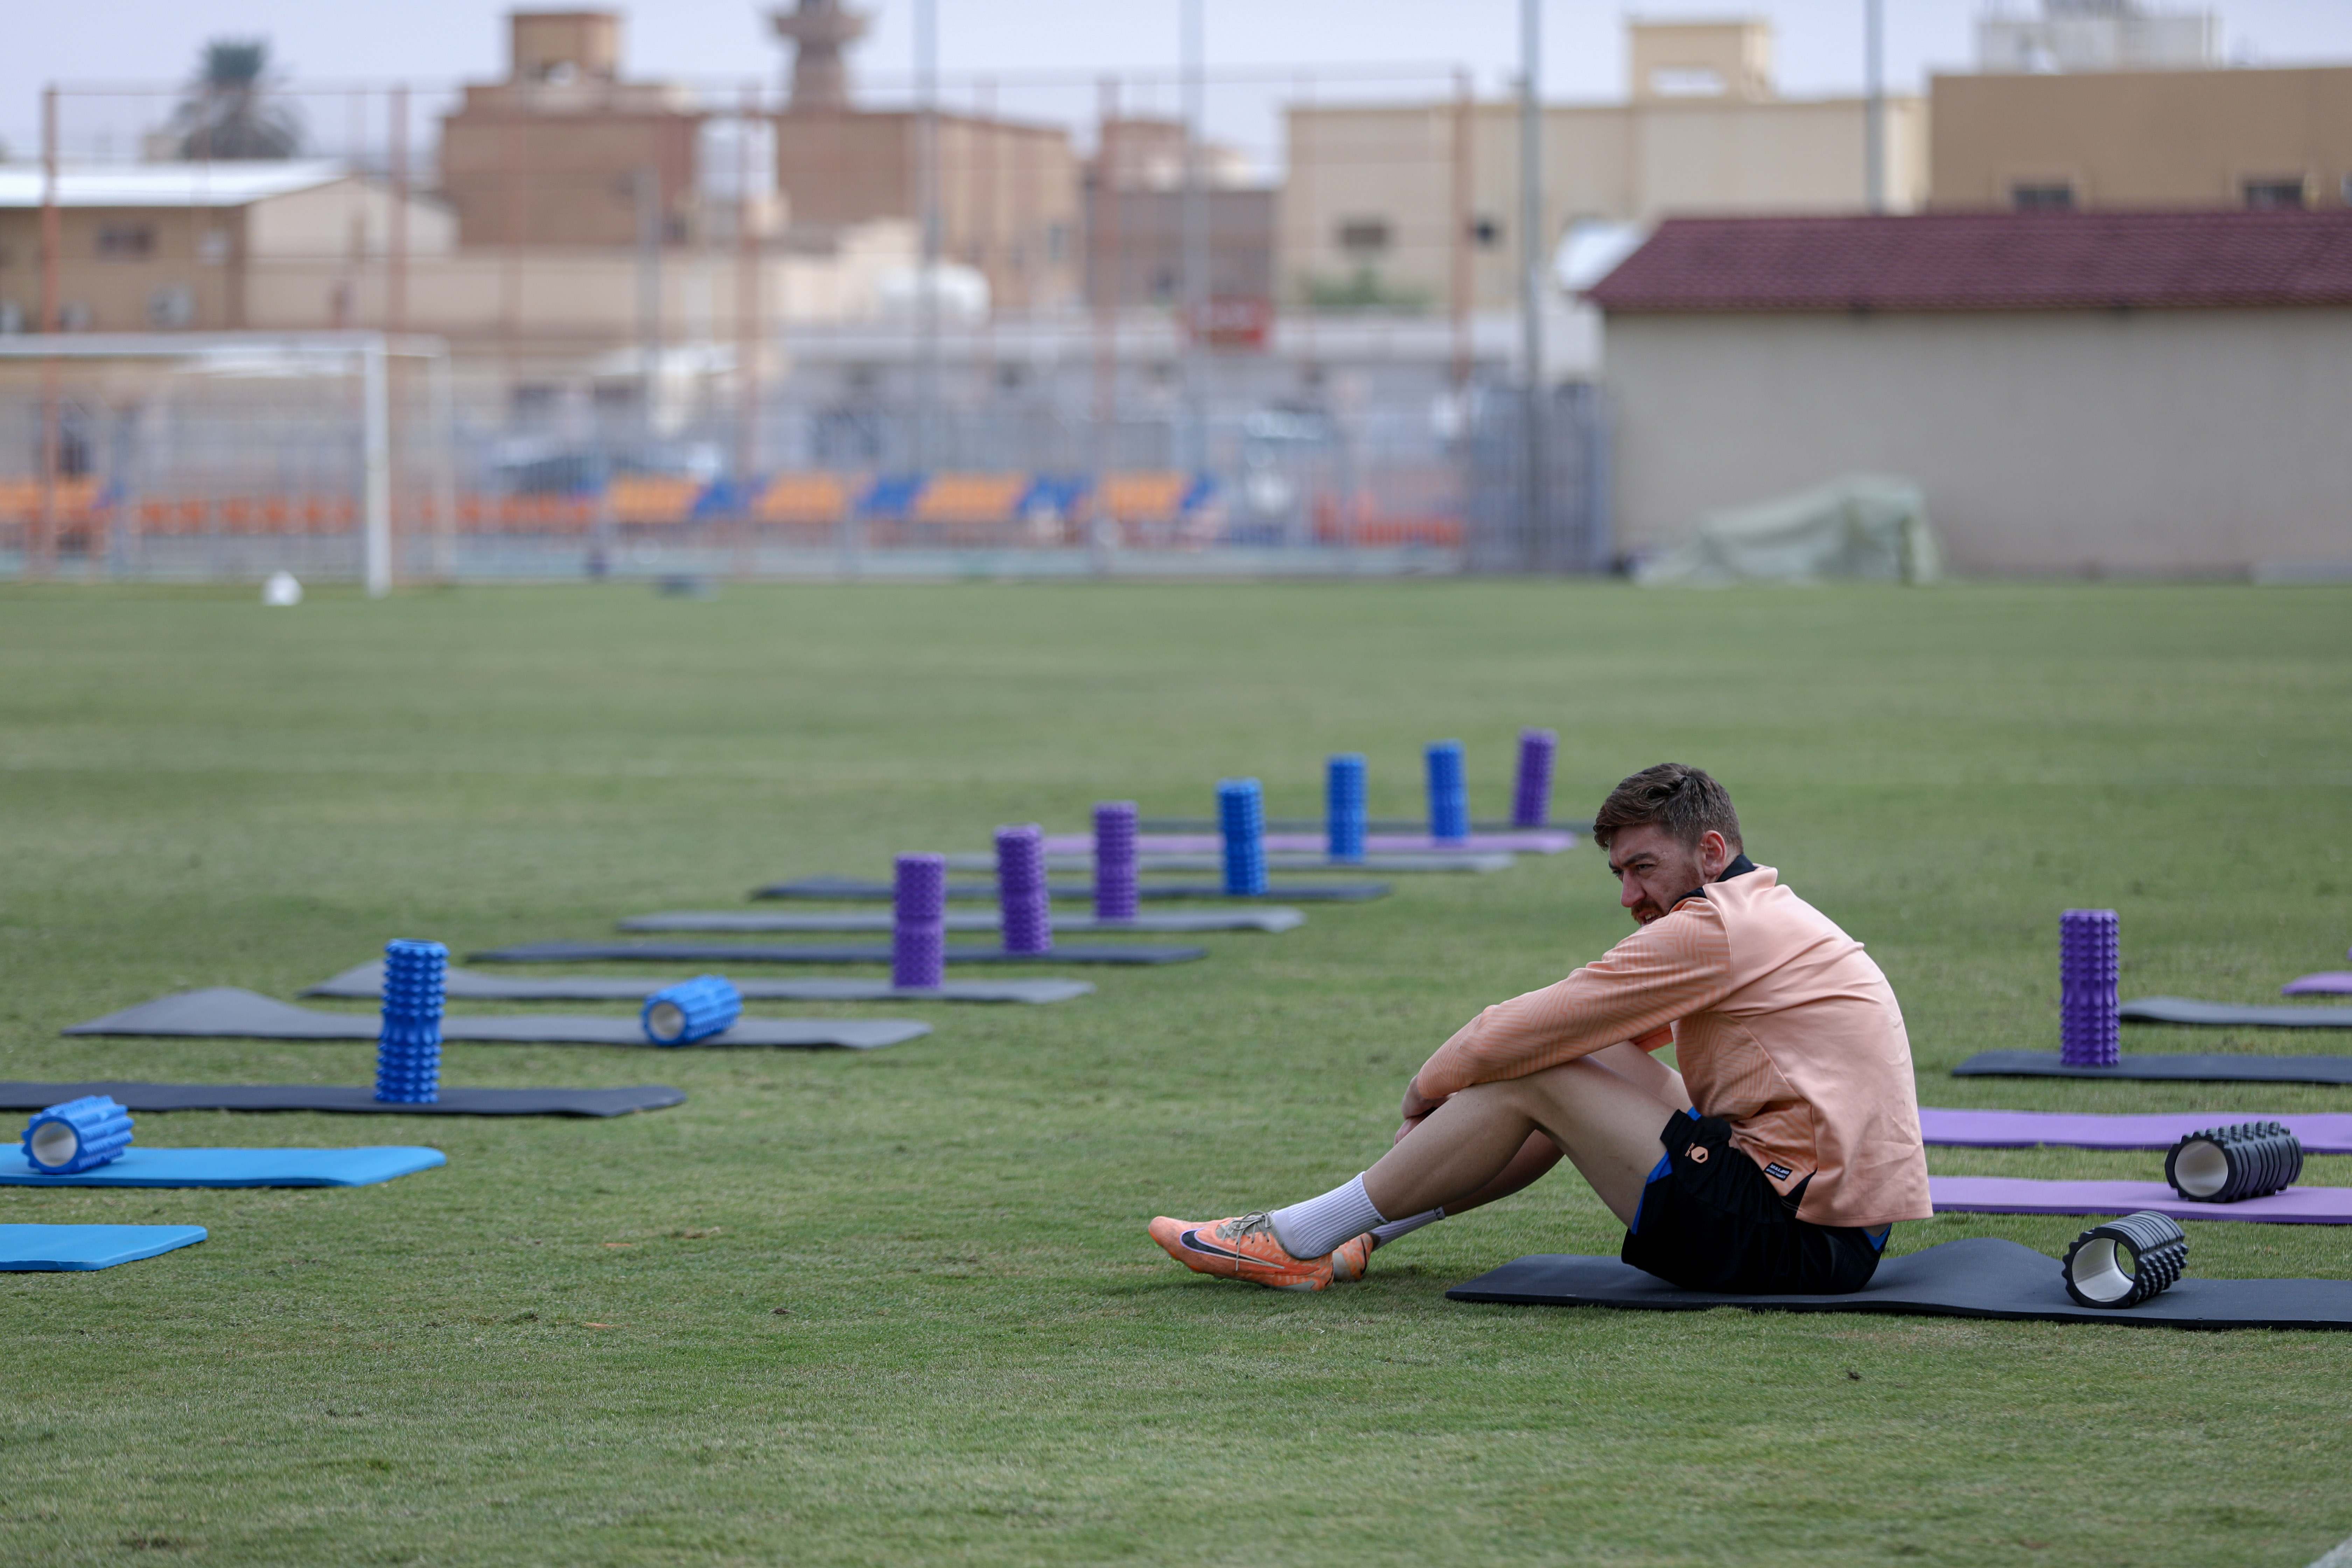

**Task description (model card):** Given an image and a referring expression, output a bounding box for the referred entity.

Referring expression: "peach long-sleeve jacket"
[1413,865,1932,1230]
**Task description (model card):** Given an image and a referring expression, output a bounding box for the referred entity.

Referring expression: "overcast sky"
[9,1,2352,167]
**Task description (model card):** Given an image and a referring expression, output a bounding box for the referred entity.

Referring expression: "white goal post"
[0,330,453,596]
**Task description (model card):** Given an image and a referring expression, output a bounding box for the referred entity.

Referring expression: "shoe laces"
[1217,1211,1279,1245]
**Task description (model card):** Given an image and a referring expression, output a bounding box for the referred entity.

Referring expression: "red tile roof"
[1586,210,2352,314]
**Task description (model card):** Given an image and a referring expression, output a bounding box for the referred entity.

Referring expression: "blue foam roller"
[1426,740,1469,843]
[22,1094,134,1174]
[1217,777,1269,897]
[1326,754,1367,862]
[642,974,743,1045]
[378,938,448,1102]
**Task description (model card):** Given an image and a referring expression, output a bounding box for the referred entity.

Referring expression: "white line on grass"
[2309,1534,2352,1568]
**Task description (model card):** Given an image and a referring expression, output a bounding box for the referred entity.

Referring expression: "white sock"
[1368,1208,1444,1250]
[1269,1173,1387,1259]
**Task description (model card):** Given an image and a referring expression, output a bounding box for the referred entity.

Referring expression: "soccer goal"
[0,331,454,595]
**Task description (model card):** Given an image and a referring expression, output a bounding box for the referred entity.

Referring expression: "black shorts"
[1619,1110,1885,1295]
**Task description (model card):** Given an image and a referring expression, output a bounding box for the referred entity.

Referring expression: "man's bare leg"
[1412,1043,1687,1220]
[1362,1047,1687,1228]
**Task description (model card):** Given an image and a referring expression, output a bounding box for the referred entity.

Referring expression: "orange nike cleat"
[1148,1212,1374,1291]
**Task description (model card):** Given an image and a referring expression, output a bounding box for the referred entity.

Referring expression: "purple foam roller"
[1001,892,1054,955]
[2059,909,2121,1068]
[1512,728,1557,830]
[892,924,946,990]
[996,825,1053,953]
[895,853,947,923]
[1094,800,1139,922]
[892,854,948,989]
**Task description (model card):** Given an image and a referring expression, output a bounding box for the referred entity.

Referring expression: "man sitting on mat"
[1149,763,1931,1294]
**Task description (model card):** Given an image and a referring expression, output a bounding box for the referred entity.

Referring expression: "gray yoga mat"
[0,1080,683,1116]
[2120,996,2352,1029]
[617,909,1304,934]
[304,961,1092,1006]
[1919,1107,2352,1154]
[1929,1175,2352,1224]
[474,940,1205,967]
[1445,1236,2352,1330]
[1952,1051,2352,1085]
[754,876,1386,904]
[939,852,1515,874]
[64,988,929,1051]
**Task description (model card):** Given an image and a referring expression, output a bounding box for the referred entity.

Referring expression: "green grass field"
[4,580,2350,1567]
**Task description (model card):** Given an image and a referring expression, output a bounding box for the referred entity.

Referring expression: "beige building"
[440,11,706,249]
[1931,65,2352,212]
[1281,19,1925,313]
[0,163,451,334]
[0,161,917,382]
[770,109,1081,312]
[1590,211,2352,577]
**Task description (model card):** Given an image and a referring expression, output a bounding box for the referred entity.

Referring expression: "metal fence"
[0,332,1608,583]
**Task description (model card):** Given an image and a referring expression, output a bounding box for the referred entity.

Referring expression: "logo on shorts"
[1764,1161,1793,1181]
[1686,1145,1708,1163]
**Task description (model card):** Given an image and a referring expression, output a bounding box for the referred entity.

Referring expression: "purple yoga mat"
[1919,1108,2352,1155]
[1930,1175,2352,1225]
[2285,972,2352,996]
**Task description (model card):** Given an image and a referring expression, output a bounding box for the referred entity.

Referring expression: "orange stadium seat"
[913,473,1028,526]
[607,475,703,526]
[1098,472,1190,525]
[755,473,855,525]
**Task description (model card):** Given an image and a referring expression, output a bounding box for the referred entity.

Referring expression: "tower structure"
[771,0,871,113]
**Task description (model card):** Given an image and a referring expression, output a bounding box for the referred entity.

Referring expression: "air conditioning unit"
[148,285,196,329]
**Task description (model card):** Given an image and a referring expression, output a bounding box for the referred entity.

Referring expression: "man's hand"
[1396,1077,1442,1143]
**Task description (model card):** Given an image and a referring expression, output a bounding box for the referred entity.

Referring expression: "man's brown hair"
[1591,763,1742,852]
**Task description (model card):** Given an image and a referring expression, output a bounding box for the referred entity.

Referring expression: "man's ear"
[1698,830,1730,875]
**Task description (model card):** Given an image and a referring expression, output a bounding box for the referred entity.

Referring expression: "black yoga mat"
[752,876,1387,904]
[0,1080,682,1117]
[2120,996,2352,1029]
[1952,1051,2352,1085]
[62,988,929,1050]
[305,961,1093,1006]
[473,940,1205,967]
[1137,817,1592,834]
[1446,1236,2352,1330]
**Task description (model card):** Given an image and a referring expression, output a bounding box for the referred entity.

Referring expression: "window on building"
[96,224,155,259]
[1336,218,1391,257]
[2010,183,2076,213]
[197,229,231,264]
[1647,68,1725,97]
[1470,216,1502,248]
[2244,177,2309,210]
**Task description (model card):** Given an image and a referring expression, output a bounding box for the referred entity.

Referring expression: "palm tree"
[168,39,304,161]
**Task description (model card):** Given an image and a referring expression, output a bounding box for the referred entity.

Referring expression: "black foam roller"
[2164,1120,2304,1203]
[2063,1211,2189,1309]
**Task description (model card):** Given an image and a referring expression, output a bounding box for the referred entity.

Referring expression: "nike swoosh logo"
[1178,1228,1254,1264]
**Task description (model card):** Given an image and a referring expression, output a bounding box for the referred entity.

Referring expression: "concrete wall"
[1605,308,2352,576]
[1930,66,2352,211]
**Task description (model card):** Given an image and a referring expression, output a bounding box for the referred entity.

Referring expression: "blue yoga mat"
[0,1224,208,1271]
[0,1147,444,1189]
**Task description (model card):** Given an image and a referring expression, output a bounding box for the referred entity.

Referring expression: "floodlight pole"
[1865,0,1886,213]
[914,0,939,471]
[36,82,61,581]
[1518,0,1545,570]
[361,338,392,598]
[1180,0,1208,478]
